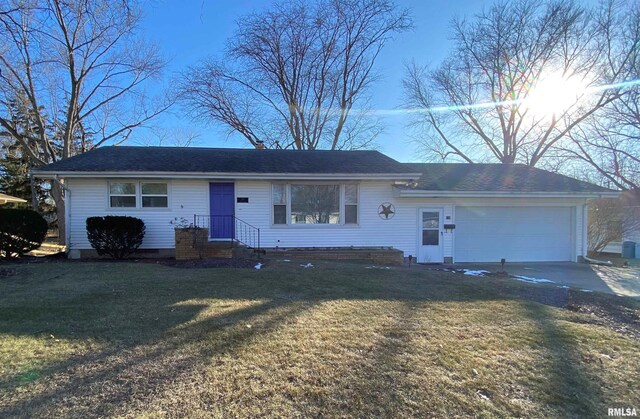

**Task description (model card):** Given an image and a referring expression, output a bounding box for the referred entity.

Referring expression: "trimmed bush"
[86,216,145,259]
[0,208,48,259]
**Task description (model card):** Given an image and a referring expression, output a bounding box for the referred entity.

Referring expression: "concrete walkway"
[448,262,640,298]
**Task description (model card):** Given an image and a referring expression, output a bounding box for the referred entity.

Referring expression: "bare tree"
[589,198,623,252]
[588,196,640,252]
[555,2,640,190]
[179,0,410,150]
[0,0,172,244]
[137,126,202,148]
[404,0,637,166]
[567,103,639,191]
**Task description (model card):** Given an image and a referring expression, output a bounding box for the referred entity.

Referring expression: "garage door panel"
[455,206,573,262]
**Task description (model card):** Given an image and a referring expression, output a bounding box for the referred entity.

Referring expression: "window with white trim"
[109,182,136,207]
[108,181,169,208]
[272,183,358,225]
[344,184,358,224]
[141,183,168,208]
[272,184,287,224]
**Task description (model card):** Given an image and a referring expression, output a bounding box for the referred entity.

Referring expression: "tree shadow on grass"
[0,261,587,417]
[0,297,315,417]
[522,302,606,418]
[328,301,426,417]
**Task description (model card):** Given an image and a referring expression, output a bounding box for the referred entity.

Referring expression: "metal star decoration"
[378,202,395,219]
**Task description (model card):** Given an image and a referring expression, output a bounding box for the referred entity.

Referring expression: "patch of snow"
[254,263,262,270]
[366,266,391,270]
[280,259,291,262]
[300,263,314,268]
[580,289,593,293]
[512,275,555,284]
[523,267,534,270]
[557,285,570,289]
[463,269,490,276]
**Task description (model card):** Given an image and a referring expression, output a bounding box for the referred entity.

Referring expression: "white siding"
[235,180,447,258]
[67,177,589,262]
[67,178,209,251]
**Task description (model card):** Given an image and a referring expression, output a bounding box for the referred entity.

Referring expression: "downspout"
[53,175,71,253]
[582,201,589,262]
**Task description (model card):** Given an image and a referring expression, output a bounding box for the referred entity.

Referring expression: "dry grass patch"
[0,260,638,418]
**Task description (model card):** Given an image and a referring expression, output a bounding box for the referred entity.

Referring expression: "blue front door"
[209,183,235,239]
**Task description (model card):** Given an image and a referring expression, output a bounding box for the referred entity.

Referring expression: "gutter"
[396,189,620,199]
[32,171,424,181]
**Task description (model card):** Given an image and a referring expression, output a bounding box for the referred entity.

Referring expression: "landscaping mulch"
[1,255,262,269]
[566,291,640,340]
[152,258,262,269]
[429,266,640,340]
[492,279,571,308]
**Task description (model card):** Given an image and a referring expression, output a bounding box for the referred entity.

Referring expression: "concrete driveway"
[453,262,640,298]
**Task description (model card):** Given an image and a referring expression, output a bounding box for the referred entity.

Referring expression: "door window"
[422,211,440,245]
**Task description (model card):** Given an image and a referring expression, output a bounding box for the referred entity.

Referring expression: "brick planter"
[264,247,404,265]
[175,228,235,260]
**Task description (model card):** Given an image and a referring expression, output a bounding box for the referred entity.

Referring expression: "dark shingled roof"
[402,163,613,193]
[34,146,614,193]
[35,146,414,174]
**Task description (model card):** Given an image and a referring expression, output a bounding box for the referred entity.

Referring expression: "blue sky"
[140,0,490,162]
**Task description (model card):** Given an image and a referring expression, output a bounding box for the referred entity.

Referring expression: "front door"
[419,208,444,263]
[209,183,235,239]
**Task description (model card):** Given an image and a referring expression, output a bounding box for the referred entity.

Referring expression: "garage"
[454,206,574,262]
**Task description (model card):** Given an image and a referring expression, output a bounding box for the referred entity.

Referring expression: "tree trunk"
[29,174,38,210]
[51,180,66,246]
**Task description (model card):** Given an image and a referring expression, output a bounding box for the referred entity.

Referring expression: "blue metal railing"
[193,214,261,250]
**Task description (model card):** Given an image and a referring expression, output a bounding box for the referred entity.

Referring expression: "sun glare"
[524,72,587,118]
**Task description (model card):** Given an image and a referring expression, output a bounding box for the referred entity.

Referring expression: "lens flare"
[381,78,640,116]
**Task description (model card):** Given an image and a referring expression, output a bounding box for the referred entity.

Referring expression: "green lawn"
[0,260,639,418]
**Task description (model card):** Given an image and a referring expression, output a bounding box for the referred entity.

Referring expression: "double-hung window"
[272,183,358,225]
[109,182,137,208]
[108,181,169,209]
[141,183,168,208]
[272,184,287,224]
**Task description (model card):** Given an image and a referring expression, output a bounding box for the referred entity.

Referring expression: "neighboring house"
[33,146,617,263]
[603,190,640,254]
[622,190,640,243]
[0,193,27,205]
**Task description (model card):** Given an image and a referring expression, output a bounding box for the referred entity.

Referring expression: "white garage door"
[455,206,573,262]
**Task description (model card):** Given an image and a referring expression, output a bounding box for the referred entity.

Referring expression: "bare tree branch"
[0,0,172,244]
[404,0,636,170]
[178,0,410,150]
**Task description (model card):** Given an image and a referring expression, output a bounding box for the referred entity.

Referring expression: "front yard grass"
[0,260,639,418]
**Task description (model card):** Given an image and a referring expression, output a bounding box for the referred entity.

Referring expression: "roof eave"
[32,170,422,181]
[396,189,620,198]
